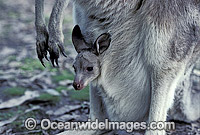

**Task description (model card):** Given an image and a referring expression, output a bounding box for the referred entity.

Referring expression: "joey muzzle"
[73,81,85,90]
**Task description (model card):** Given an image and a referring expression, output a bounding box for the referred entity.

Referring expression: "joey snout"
[73,75,87,90]
[73,81,85,90]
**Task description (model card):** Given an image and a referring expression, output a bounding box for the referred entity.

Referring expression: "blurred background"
[0,0,90,134]
[0,0,199,135]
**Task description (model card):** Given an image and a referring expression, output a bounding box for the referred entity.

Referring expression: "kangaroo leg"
[89,84,107,121]
[145,64,186,135]
[48,0,69,67]
[35,0,49,67]
[90,84,114,135]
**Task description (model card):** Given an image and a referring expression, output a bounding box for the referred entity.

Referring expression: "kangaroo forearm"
[48,0,69,40]
[35,0,46,29]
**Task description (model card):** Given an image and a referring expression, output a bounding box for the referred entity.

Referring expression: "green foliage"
[11,110,42,133]
[2,23,12,36]
[37,93,60,102]
[8,56,17,61]
[0,106,24,121]
[68,86,89,101]
[0,111,15,121]
[20,58,45,71]
[46,63,58,72]
[55,86,68,93]
[53,70,74,82]
[0,105,44,133]
[55,85,90,101]
[8,11,20,18]
[3,87,26,96]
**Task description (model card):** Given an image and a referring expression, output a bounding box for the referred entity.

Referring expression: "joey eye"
[86,67,93,72]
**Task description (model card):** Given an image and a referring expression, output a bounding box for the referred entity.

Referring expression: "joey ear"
[72,25,90,53]
[94,33,111,55]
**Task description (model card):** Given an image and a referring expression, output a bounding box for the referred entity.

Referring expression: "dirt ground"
[0,0,199,135]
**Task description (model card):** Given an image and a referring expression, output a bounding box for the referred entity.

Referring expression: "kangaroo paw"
[36,26,49,67]
[48,38,67,67]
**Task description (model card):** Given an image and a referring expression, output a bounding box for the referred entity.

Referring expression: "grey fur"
[35,0,69,67]
[35,0,200,135]
[72,26,111,91]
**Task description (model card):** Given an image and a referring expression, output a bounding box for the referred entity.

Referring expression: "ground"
[0,0,199,135]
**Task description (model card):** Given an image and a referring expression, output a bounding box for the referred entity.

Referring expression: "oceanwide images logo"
[24,118,176,132]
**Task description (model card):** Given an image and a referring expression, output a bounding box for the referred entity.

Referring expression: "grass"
[8,56,17,61]
[2,23,12,36]
[46,63,58,72]
[68,86,89,101]
[11,110,43,133]
[37,93,61,103]
[55,85,90,101]
[19,58,65,73]
[3,87,26,97]
[8,11,20,18]
[0,105,49,134]
[55,86,68,93]
[0,111,15,121]
[0,106,24,121]
[19,57,89,101]
[19,58,45,71]
[52,70,74,83]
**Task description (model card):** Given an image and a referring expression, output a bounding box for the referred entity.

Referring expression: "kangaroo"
[35,1,200,135]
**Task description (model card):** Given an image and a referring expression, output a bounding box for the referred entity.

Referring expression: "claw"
[42,42,49,61]
[36,42,46,67]
[48,42,60,68]
[42,50,49,61]
[58,44,67,57]
[50,58,55,67]
[35,26,49,67]
[61,50,68,57]
[55,59,59,67]
[40,59,46,67]
[44,54,49,61]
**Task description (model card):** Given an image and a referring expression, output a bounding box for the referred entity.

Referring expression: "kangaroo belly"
[99,56,151,122]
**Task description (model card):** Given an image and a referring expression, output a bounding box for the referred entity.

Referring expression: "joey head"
[72,25,111,90]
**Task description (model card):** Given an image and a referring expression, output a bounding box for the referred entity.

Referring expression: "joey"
[72,25,111,90]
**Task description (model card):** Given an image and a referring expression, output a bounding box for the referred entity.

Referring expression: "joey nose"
[73,82,84,90]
